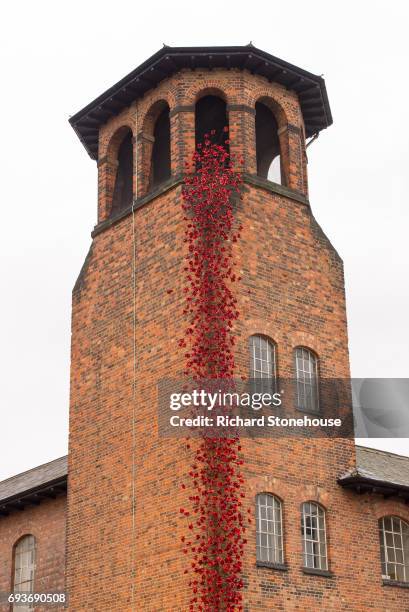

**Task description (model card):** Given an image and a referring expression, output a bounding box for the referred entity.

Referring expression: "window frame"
[255,493,284,566]
[249,334,277,395]
[12,534,36,611]
[301,501,328,571]
[379,515,409,583]
[294,346,320,413]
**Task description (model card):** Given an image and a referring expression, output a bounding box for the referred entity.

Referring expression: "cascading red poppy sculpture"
[179,130,248,611]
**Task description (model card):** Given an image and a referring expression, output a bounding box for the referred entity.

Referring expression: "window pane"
[302,502,327,570]
[13,536,36,612]
[256,494,283,564]
[250,336,276,393]
[295,348,319,412]
[379,517,409,583]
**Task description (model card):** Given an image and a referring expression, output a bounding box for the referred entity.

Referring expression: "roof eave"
[69,45,332,160]
[0,475,67,517]
[338,473,409,502]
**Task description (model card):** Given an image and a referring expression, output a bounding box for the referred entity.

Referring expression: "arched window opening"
[13,535,36,611]
[255,101,282,184]
[249,335,277,394]
[195,95,229,150]
[301,502,328,570]
[150,105,171,189]
[379,516,409,582]
[111,129,133,216]
[294,347,319,413]
[256,493,284,565]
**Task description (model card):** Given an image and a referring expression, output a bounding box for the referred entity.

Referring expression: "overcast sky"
[0,1,408,480]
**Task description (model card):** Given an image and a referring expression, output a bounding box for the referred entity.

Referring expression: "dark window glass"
[151,107,171,188]
[195,95,229,149]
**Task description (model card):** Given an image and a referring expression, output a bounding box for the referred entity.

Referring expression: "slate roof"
[69,45,332,159]
[356,445,409,487]
[0,456,67,516]
[339,445,409,500]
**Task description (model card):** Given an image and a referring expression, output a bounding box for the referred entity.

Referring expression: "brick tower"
[67,46,408,611]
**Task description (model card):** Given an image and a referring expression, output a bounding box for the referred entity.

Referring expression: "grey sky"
[1,1,408,480]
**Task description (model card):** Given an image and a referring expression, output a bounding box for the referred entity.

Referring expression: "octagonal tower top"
[70,45,332,160]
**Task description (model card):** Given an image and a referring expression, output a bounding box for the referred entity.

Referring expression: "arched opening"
[195,95,229,149]
[255,101,282,184]
[255,493,284,565]
[111,129,133,216]
[150,105,171,188]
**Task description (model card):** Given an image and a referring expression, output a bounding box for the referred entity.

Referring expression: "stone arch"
[102,123,134,161]
[183,80,235,106]
[255,94,288,131]
[373,501,409,524]
[140,98,171,138]
[289,331,324,357]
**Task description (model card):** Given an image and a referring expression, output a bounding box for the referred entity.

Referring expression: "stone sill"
[92,175,183,237]
[92,172,309,238]
[382,579,409,589]
[302,567,334,578]
[256,561,288,571]
[242,173,309,206]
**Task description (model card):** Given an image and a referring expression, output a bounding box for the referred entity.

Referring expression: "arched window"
[294,347,319,412]
[255,101,282,184]
[150,104,171,188]
[249,335,277,394]
[13,535,36,609]
[301,502,328,570]
[256,493,283,564]
[195,95,228,149]
[379,516,409,582]
[111,129,133,216]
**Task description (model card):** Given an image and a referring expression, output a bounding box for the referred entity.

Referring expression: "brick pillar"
[98,156,118,222]
[227,105,256,174]
[169,106,195,174]
[301,135,309,198]
[278,123,305,193]
[137,132,155,197]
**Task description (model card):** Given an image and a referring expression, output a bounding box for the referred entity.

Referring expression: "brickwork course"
[1,46,409,611]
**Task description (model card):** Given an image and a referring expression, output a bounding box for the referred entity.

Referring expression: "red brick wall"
[0,496,66,612]
[66,67,409,611]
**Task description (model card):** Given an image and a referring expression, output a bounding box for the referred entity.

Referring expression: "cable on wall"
[131,106,138,612]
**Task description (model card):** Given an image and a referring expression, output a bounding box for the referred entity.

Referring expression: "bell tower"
[67,46,357,611]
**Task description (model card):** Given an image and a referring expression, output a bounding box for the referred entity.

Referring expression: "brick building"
[1,45,409,611]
